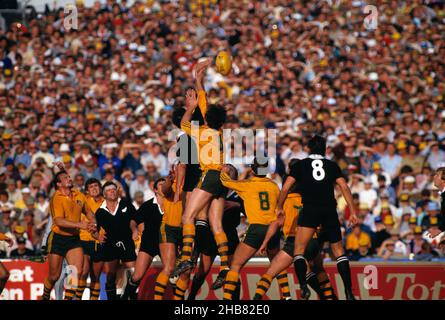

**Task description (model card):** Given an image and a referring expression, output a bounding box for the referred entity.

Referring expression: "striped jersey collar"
[308,154,324,159]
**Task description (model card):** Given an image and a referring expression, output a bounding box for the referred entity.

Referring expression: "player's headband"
[103,184,117,193]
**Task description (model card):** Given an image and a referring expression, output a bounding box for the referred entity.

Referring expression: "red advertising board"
[1,259,445,300]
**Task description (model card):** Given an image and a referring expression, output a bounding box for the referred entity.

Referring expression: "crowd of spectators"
[0,0,444,260]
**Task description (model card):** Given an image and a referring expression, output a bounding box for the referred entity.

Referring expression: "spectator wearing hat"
[398,211,414,235]
[359,177,378,211]
[398,175,421,203]
[421,202,443,229]
[62,155,80,180]
[6,225,34,257]
[349,238,373,261]
[13,187,32,211]
[370,163,391,189]
[10,236,35,258]
[345,224,372,256]
[422,217,444,248]
[408,226,426,256]
[357,203,375,233]
[408,217,418,234]
[380,143,402,180]
[395,193,415,220]
[54,143,71,163]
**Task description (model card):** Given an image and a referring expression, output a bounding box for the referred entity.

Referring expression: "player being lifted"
[254,159,336,300]
[220,157,282,300]
[174,60,230,287]
[276,135,358,300]
[188,164,241,300]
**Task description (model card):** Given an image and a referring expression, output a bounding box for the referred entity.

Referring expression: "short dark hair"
[225,164,238,180]
[53,170,68,189]
[85,178,102,191]
[437,167,445,181]
[205,104,226,130]
[172,107,186,128]
[153,178,166,191]
[307,135,326,156]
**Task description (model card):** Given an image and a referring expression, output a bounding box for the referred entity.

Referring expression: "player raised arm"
[336,177,358,227]
[180,88,198,135]
[276,175,296,215]
[195,58,212,118]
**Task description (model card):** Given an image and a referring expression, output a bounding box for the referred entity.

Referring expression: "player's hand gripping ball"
[215,51,232,75]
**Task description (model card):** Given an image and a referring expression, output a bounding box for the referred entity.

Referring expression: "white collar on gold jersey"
[308,154,324,159]
[100,198,121,216]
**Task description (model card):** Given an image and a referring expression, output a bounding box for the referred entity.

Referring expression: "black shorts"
[139,232,160,257]
[183,166,202,192]
[297,204,342,243]
[47,232,82,257]
[80,240,102,262]
[195,220,238,257]
[159,223,182,245]
[99,239,137,262]
[197,170,228,198]
[282,237,320,261]
[239,224,280,250]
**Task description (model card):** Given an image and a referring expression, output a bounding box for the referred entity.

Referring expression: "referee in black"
[94,181,138,300]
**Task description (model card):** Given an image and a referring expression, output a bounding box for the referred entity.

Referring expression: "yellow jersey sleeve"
[220,172,249,194]
[197,89,208,117]
[0,233,6,241]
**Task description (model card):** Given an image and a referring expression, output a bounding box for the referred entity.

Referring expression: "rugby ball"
[215,51,232,76]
